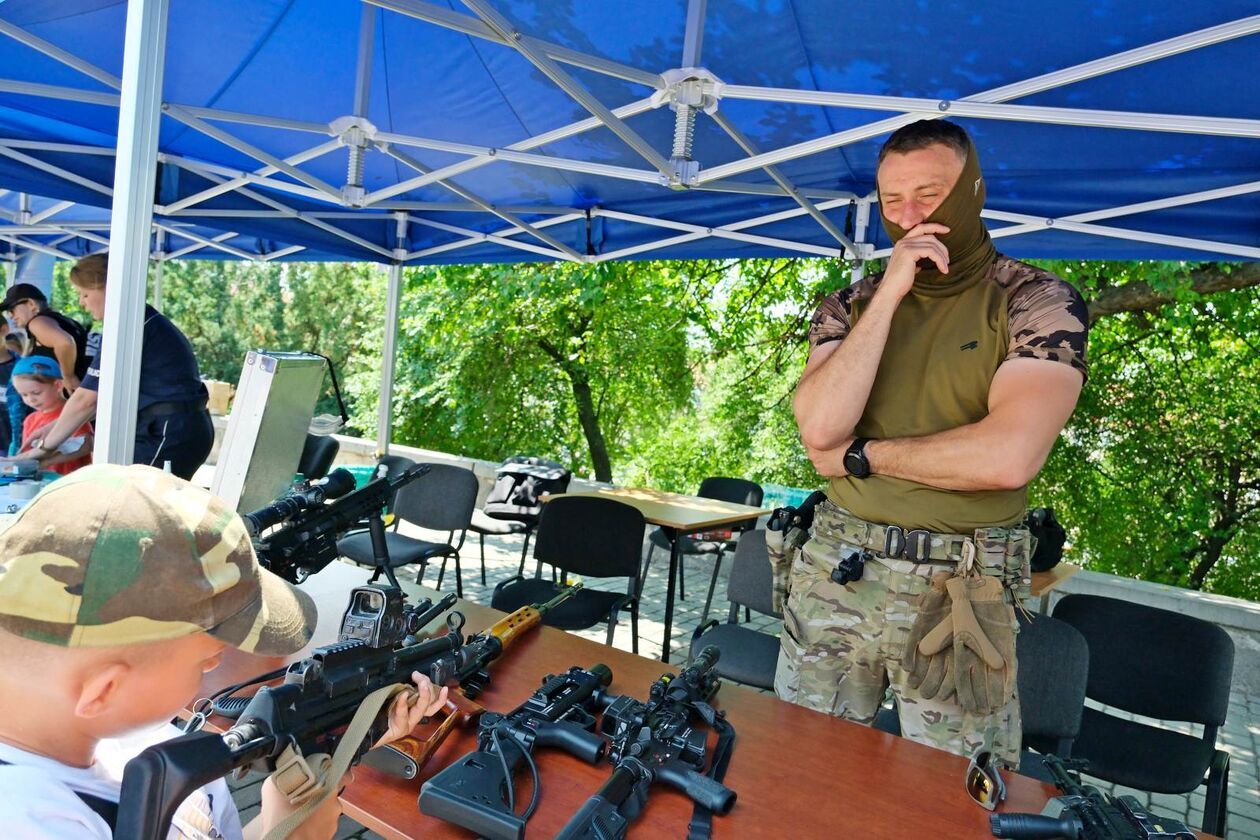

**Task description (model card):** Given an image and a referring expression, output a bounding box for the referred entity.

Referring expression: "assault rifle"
[115,585,460,840]
[361,583,584,779]
[990,755,1196,840]
[419,663,615,840]
[556,645,737,840]
[251,463,430,585]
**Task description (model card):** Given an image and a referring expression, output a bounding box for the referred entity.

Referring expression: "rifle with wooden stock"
[361,582,583,779]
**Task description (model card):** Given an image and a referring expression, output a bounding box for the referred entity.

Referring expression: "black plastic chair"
[1014,611,1090,782]
[297,433,339,480]
[1053,594,1234,836]
[337,462,479,597]
[689,530,781,690]
[641,477,763,613]
[491,495,643,652]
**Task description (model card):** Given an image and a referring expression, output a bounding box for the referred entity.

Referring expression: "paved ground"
[232,527,1259,838]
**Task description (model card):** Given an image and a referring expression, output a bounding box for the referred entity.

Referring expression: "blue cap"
[12,356,62,379]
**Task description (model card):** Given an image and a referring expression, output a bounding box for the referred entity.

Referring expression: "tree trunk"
[536,337,613,482]
[566,365,613,482]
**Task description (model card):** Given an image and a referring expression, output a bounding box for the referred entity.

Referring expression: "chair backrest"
[484,456,572,523]
[297,433,340,480]
[393,462,479,533]
[375,454,417,516]
[1015,611,1089,755]
[533,495,645,580]
[1053,594,1234,728]
[724,529,779,619]
[376,454,417,482]
[697,476,763,533]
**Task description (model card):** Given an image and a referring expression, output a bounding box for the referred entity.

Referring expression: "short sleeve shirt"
[807,256,1088,532]
[81,305,207,411]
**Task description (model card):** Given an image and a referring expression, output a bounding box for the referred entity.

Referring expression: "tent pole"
[95,0,168,468]
[151,228,164,309]
[377,237,405,456]
[850,198,872,284]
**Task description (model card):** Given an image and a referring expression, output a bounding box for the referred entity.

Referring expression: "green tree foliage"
[384,261,697,482]
[1030,262,1260,600]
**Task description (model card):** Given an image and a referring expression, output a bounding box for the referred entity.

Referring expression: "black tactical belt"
[820,506,975,564]
[138,398,209,419]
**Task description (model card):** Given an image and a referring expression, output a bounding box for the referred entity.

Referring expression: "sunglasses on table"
[966,744,1007,811]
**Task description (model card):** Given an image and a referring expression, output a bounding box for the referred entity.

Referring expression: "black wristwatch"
[844,438,874,478]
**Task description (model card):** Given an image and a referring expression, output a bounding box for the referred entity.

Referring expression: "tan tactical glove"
[901,572,955,701]
[945,575,1016,714]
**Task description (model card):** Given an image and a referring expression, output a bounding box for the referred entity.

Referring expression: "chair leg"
[702,550,724,627]
[606,611,618,647]
[1203,751,1230,836]
[517,531,533,577]
[453,552,464,599]
[478,533,487,586]
[436,558,446,591]
[630,602,639,655]
[639,544,655,593]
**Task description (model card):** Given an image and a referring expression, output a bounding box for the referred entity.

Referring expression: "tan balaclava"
[880,135,997,293]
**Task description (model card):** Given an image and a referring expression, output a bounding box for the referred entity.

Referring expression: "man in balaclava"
[774,120,1089,767]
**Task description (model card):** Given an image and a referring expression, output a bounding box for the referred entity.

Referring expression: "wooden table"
[198,561,1074,839]
[549,487,772,663]
[1030,562,1081,613]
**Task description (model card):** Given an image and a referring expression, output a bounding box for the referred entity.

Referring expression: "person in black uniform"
[16,254,213,480]
[1,282,90,392]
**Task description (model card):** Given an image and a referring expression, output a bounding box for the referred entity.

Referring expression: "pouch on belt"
[765,491,828,613]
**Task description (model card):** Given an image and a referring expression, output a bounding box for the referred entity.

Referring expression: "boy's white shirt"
[0,722,243,839]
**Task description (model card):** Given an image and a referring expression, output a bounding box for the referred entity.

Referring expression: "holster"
[765,492,827,614]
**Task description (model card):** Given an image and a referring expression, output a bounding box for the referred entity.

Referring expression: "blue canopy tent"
[0,0,1256,462]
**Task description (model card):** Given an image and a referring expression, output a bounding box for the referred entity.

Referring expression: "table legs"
[661,525,680,663]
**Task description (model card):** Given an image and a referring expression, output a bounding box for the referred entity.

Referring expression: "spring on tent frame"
[672,104,696,160]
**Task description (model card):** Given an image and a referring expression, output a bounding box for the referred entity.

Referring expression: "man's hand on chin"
[806,438,853,479]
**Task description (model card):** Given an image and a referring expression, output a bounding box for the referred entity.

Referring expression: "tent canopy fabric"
[0,0,1256,266]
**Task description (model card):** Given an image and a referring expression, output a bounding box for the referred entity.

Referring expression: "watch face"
[844,451,865,477]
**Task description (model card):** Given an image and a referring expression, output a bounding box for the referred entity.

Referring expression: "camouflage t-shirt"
[807,256,1088,533]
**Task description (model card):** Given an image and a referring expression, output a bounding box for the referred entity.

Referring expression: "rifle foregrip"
[486,606,541,649]
[657,760,736,814]
[554,794,629,840]
[989,812,1083,839]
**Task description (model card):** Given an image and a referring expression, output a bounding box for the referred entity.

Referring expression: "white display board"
[210,350,326,513]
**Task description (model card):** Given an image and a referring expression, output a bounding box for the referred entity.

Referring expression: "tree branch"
[1088,262,1260,322]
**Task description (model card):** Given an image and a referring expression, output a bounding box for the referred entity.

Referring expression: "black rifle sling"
[685,701,736,840]
[0,758,119,831]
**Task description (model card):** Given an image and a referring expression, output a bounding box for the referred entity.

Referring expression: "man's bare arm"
[794,222,951,450]
[807,358,1083,491]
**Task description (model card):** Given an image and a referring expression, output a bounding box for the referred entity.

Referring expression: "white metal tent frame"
[0,1,1257,464]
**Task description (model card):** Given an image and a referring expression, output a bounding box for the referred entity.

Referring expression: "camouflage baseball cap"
[0,463,316,654]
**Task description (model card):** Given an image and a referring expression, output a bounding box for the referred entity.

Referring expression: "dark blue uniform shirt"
[81,305,207,410]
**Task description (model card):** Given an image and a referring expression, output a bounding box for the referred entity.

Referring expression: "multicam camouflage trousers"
[773,507,1022,768]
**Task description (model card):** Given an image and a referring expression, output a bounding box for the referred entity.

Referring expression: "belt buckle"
[883,525,905,559]
[904,529,931,562]
[883,526,931,561]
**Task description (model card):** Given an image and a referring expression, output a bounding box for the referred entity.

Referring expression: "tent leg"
[95,0,169,468]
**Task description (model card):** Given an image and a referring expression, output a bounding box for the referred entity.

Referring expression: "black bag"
[1023,507,1066,573]
[483,456,572,523]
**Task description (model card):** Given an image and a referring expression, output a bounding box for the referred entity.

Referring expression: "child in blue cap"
[10,355,93,474]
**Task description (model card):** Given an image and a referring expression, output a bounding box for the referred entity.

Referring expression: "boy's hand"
[373,671,449,748]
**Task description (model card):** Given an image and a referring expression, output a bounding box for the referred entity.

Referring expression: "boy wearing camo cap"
[0,463,447,839]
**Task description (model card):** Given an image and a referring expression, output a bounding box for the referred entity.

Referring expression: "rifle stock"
[362,583,583,779]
